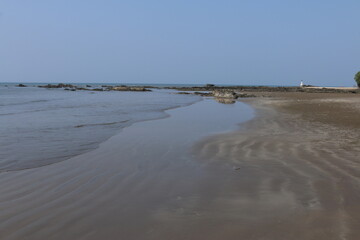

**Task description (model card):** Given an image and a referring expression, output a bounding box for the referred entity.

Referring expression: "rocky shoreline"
[166,85,360,94]
[172,85,360,103]
[36,83,152,92]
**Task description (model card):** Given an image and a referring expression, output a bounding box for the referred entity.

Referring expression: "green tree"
[355,71,360,87]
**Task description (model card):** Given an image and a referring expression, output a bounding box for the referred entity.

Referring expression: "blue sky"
[0,0,359,86]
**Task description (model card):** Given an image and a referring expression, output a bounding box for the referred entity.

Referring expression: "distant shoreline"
[0,82,357,89]
[1,82,359,95]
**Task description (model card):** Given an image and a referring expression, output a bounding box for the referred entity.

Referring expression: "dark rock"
[39,83,75,89]
[75,87,89,90]
[236,93,256,98]
[17,84,27,87]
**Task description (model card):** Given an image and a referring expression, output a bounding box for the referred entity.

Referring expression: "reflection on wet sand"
[214,97,236,104]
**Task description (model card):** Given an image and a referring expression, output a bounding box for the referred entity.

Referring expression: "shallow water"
[0,98,254,240]
[0,86,199,171]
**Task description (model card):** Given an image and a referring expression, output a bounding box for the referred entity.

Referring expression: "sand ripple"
[193,99,360,240]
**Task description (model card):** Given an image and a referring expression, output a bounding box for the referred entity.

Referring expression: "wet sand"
[1,93,360,240]
[195,93,360,239]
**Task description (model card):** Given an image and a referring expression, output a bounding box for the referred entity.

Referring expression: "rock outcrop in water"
[39,83,76,89]
[38,84,152,92]
[213,90,238,99]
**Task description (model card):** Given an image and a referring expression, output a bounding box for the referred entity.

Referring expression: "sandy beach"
[1,91,360,240]
[195,92,360,239]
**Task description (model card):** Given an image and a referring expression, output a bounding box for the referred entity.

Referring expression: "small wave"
[74,120,129,128]
[0,109,48,116]
[0,99,61,107]
[0,103,93,116]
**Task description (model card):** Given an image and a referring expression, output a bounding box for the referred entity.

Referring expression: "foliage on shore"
[355,71,360,87]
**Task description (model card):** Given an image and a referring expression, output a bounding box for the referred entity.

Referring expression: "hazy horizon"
[0,1,359,86]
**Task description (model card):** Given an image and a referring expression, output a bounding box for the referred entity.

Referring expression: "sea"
[0,83,201,172]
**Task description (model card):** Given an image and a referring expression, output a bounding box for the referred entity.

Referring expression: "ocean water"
[0,85,200,172]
